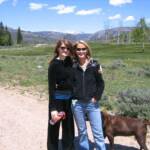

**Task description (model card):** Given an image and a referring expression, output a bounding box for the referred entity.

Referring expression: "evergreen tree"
[5,26,8,31]
[8,31,13,45]
[17,27,23,44]
[0,22,13,46]
[0,22,4,30]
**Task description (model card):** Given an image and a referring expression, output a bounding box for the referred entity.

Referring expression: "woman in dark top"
[47,39,74,150]
[72,40,106,150]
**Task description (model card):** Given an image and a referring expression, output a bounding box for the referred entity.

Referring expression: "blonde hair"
[73,40,91,59]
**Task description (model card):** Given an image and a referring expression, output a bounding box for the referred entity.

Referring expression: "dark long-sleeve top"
[72,59,105,102]
[48,57,73,111]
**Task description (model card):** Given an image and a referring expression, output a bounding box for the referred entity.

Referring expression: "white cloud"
[63,30,81,34]
[76,8,102,16]
[49,29,82,34]
[0,0,7,5]
[146,18,150,24]
[29,3,48,11]
[0,0,17,6]
[12,0,18,6]
[124,16,135,21]
[49,4,76,14]
[109,0,132,6]
[108,14,121,20]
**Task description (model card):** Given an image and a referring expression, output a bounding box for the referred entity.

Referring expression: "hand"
[57,112,66,119]
[52,115,62,123]
[51,111,65,123]
[91,97,96,103]
[51,111,59,123]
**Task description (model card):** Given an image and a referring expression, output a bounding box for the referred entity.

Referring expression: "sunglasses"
[60,46,69,50]
[76,48,87,51]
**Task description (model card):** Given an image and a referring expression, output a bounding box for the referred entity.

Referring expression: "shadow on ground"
[58,137,139,150]
[105,144,138,150]
[86,140,138,150]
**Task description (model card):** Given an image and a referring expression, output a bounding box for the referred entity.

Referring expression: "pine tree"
[0,22,4,30]
[0,22,13,46]
[0,22,5,45]
[8,31,13,45]
[5,26,8,31]
[17,27,23,44]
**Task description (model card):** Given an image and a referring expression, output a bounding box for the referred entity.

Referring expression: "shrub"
[110,59,126,69]
[99,95,118,111]
[117,89,150,119]
[127,68,144,77]
[127,66,150,77]
[143,66,150,77]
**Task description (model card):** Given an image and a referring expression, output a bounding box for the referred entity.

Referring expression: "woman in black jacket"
[72,40,106,150]
[47,39,74,150]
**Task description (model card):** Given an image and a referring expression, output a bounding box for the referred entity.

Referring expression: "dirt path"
[0,86,150,150]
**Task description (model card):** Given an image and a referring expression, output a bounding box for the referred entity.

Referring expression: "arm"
[48,62,57,112]
[94,64,105,101]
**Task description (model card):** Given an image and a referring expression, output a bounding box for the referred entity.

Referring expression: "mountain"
[8,27,134,44]
[90,27,134,41]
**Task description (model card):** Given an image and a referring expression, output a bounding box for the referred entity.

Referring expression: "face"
[76,43,87,60]
[58,43,70,59]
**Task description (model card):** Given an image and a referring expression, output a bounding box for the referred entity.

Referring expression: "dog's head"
[101,111,111,127]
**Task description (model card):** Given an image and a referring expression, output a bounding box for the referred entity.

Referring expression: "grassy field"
[0,43,150,106]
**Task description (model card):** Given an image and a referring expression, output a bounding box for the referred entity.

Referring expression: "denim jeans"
[71,100,106,150]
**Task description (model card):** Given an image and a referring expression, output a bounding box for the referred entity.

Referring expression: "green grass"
[0,43,150,101]
[0,45,54,56]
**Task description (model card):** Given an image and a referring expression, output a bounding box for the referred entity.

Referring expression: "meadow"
[0,43,150,117]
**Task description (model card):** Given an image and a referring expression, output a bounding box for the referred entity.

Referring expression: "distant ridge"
[8,27,134,44]
[90,27,134,41]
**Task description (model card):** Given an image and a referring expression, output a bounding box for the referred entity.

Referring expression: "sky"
[0,0,150,33]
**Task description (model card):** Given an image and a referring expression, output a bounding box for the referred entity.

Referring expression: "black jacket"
[48,57,73,111]
[72,59,104,102]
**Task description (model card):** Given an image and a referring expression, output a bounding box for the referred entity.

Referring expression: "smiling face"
[58,43,70,59]
[75,43,88,60]
[74,41,91,62]
[54,40,72,60]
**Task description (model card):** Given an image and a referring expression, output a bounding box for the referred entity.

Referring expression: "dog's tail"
[144,120,150,126]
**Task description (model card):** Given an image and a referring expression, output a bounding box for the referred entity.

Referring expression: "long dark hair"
[49,39,73,63]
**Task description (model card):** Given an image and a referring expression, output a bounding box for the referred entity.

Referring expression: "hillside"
[8,27,134,44]
[8,28,92,44]
[90,27,134,41]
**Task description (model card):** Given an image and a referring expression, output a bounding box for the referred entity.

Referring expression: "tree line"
[0,18,150,47]
[105,18,150,45]
[0,22,23,46]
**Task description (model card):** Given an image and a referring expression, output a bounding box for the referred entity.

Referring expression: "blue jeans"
[71,100,106,150]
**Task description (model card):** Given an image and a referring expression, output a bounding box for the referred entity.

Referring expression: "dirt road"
[0,86,149,150]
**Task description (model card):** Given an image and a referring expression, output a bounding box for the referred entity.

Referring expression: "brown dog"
[101,111,150,150]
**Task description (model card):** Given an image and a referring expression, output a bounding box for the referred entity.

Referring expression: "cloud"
[76,8,102,16]
[0,0,7,5]
[146,18,150,24]
[109,0,132,6]
[124,16,135,21]
[12,0,18,6]
[49,4,76,14]
[108,14,121,20]
[62,30,81,34]
[0,0,18,6]
[29,3,48,10]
